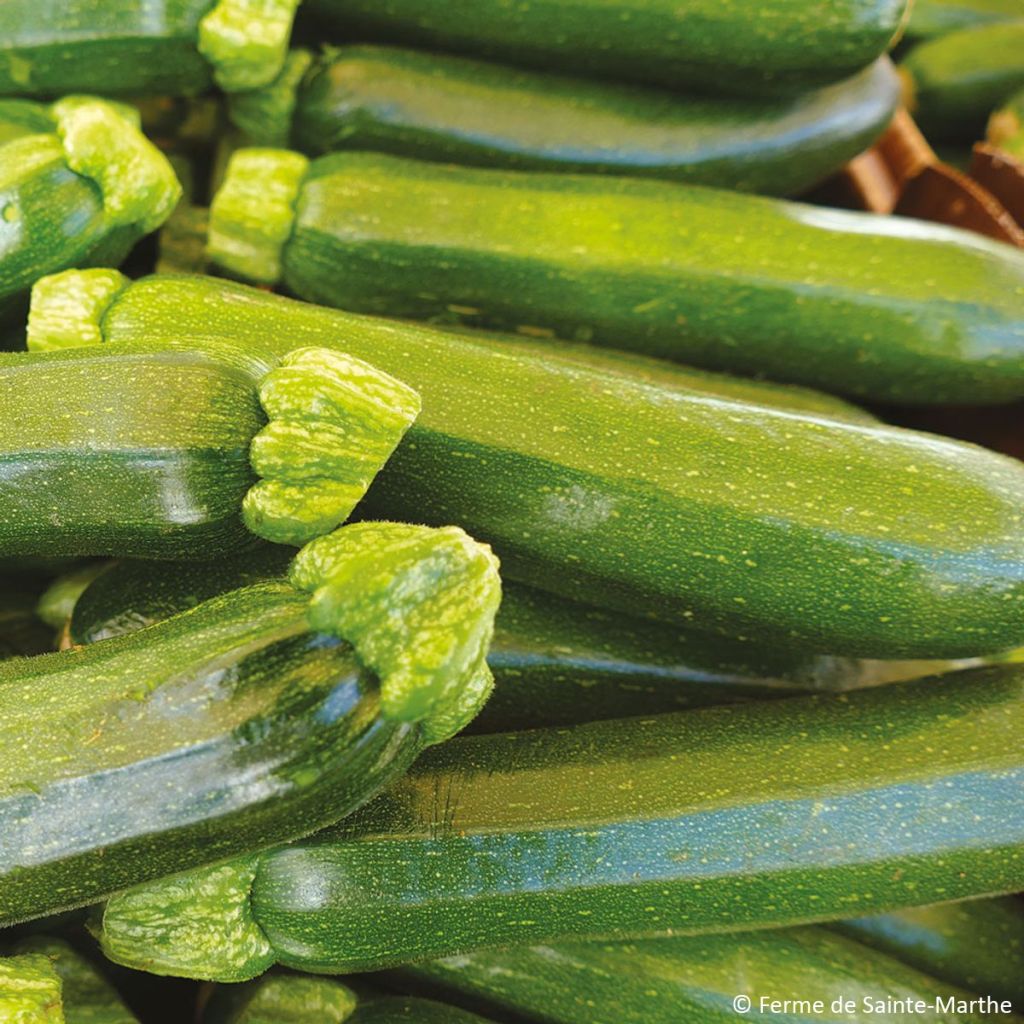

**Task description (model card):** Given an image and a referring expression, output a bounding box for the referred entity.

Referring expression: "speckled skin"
[835,897,1024,1007]
[303,0,909,97]
[83,275,1024,659]
[252,666,1024,971]
[0,580,422,926]
[279,152,1024,406]
[289,47,900,197]
[904,21,1024,142]
[0,0,215,97]
[0,343,264,558]
[397,929,1020,1024]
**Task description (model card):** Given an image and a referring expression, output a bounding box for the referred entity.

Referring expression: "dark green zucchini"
[95,664,1024,978]
[0,520,501,927]
[12,938,138,1024]
[209,149,1024,407]
[232,45,899,197]
[905,0,1024,41]
[0,97,179,317]
[29,269,1024,661]
[0,0,301,97]
[0,338,419,556]
[834,898,1024,1006]
[394,929,1022,1024]
[903,21,1024,141]
[66,553,982,733]
[301,0,910,98]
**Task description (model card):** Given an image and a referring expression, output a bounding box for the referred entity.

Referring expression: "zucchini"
[0,520,502,926]
[203,975,357,1023]
[394,929,1022,1024]
[0,953,62,1023]
[66,554,979,733]
[834,898,1024,1006]
[0,0,301,97]
[95,665,1024,978]
[208,149,1024,407]
[232,45,900,198]
[905,0,1024,41]
[0,97,179,317]
[0,339,419,557]
[300,0,910,98]
[12,939,138,1024]
[903,21,1024,142]
[29,270,1024,661]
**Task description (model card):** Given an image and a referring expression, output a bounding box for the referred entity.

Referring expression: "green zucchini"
[0,0,301,98]
[0,97,179,317]
[29,269,1024,661]
[834,898,1024,1006]
[903,21,1024,141]
[0,338,419,557]
[95,665,1024,978]
[0,953,62,1023]
[0,520,502,926]
[231,45,899,198]
[301,0,910,98]
[12,939,138,1024]
[394,929,1022,1024]
[66,554,981,733]
[905,0,1024,41]
[208,149,1024,407]
[203,975,358,1023]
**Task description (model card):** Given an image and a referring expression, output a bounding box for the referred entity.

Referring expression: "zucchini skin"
[0,344,262,559]
[395,930,1019,1024]
[251,667,1024,971]
[834,898,1024,1006]
[0,580,422,926]
[278,152,1024,407]
[287,46,899,197]
[302,0,909,97]
[0,0,215,97]
[74,274,1024,660]
[903,21,1024,142]
[906,0,1024,41]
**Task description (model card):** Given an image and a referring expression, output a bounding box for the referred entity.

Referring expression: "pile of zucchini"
[1,1,1022,1022]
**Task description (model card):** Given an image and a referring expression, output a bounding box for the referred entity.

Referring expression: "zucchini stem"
[198,0,303,92]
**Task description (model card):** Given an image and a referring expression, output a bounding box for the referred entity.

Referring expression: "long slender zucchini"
[65,554,979,734]
[208,149,1024,406]
[0,0,301,97]
[0,520,501,926]
[394,929,1021,1024]
[834,898,1024,1006]
[94,665,1024,978]
[301,0,910,98]
[905,0,1024,41]
[12,939,138,1024]
[0,953,62,1023]
[29,268,1024,661]
[0,338,419,557]
[0,98,179,316]
[232,45,899,198]
[902,21,1024,141]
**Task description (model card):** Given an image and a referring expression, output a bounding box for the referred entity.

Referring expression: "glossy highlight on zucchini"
[302,0,910,98]
[0,521,501,926]
[234,45,900,197]
[209,149,1024,407]
[28,269,1024,661]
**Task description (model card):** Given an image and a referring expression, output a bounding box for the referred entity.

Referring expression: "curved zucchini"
[301,0,910,98]
[905,0,1024,41]
[395,929,1022,1024]
[29,270,1024,661]
[0,0,301,97]
[834,898,1024,1006]
[0,97,180,318]
[0,521,501,926]
[0,339,419,557]
[234,46,899,198]
[903,21,1024,142]
[209,149,1024,407]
